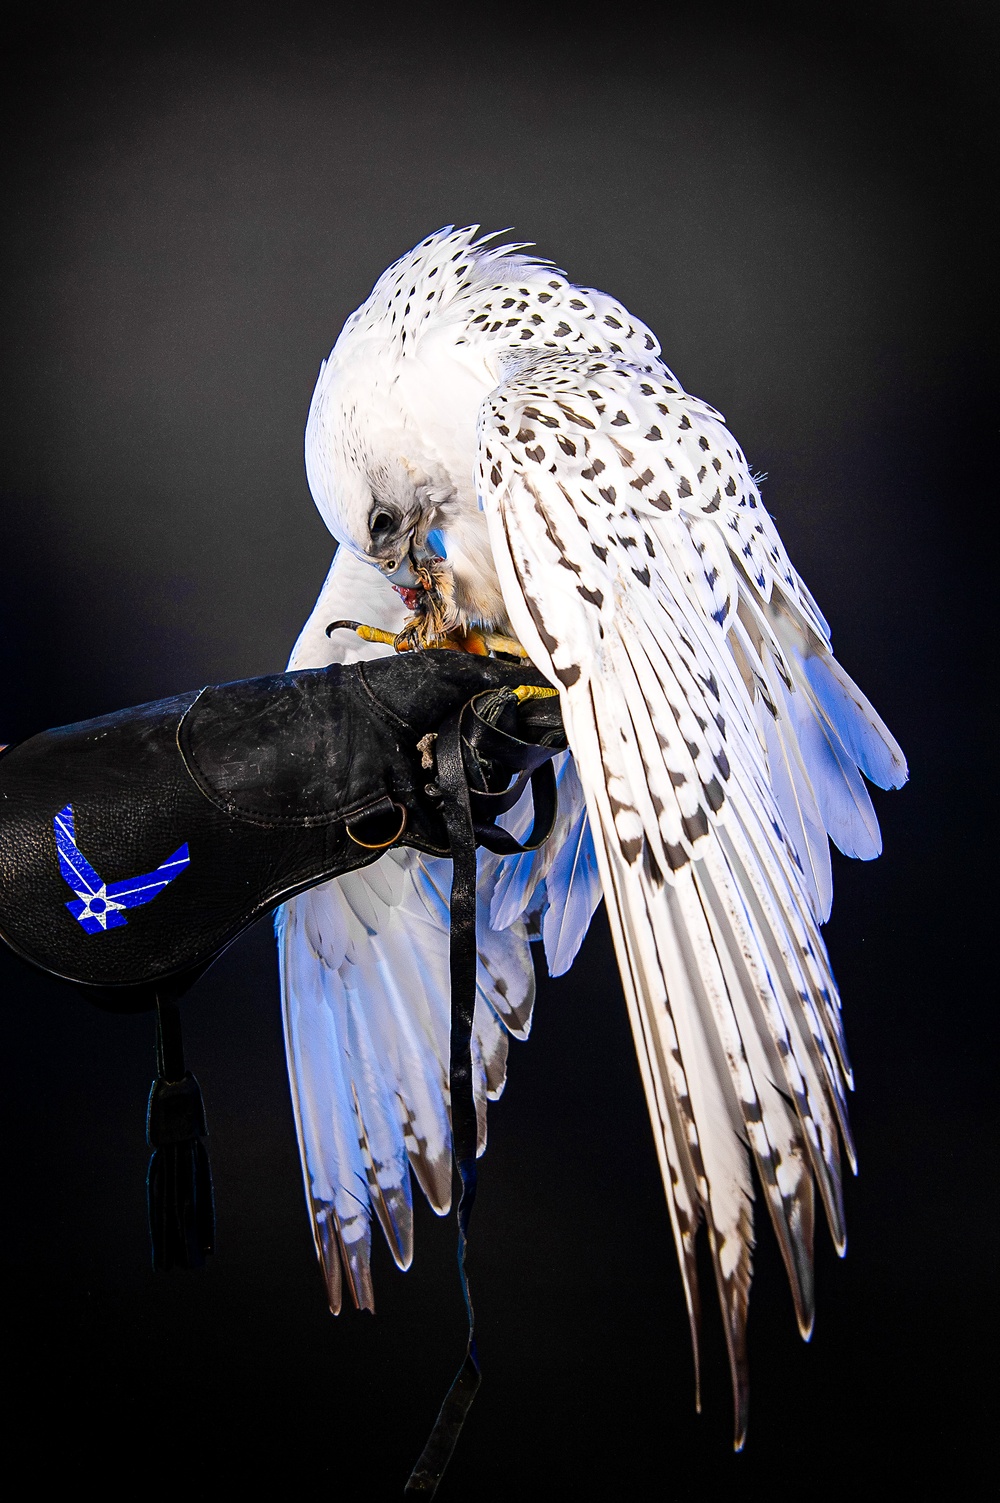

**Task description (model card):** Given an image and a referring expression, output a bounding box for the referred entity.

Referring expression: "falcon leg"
[326,619,530,658]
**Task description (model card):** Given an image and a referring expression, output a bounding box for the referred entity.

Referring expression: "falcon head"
[303,351,507,636]
[302,226,561,637]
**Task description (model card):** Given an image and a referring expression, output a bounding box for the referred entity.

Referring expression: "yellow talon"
[327,619,404,647]
[356,625,399,646]
[512,685,559,703]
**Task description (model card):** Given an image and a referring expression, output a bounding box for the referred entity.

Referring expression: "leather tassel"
[146,997,215,1272]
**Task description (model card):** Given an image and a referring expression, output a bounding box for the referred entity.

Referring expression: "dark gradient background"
[0,4,994,1497]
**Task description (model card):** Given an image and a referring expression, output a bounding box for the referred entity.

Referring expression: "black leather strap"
[404,707,481,1498]
[473,761,557,856]
[404,690,563,1497]
[463,688,561,856]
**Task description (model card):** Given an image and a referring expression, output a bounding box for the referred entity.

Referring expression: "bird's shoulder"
[479,349,738,523]
[478,349,828,644]
[456,272,663,371]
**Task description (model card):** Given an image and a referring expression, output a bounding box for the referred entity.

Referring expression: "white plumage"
[278,228,906,1445]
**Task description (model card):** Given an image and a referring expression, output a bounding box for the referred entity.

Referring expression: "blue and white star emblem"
[53,804,190,935]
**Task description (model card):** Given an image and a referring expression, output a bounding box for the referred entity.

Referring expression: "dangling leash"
[405,684,561,1498]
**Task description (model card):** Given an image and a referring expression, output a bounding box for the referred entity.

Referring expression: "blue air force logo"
[54,804,190,934]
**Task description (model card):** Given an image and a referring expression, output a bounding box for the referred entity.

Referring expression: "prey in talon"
[392,545,460,651]
[327,512,527,656]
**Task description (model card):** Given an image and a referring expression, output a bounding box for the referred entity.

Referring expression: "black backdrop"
[0,4,994,1497]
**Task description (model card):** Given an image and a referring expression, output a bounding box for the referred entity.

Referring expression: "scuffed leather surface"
[0,653,557,998]
[179,666,434,827]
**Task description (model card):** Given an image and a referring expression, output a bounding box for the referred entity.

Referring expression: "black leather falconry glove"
[0,650,562,1003]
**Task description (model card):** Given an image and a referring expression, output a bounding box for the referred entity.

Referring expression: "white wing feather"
[479,350,906,1442]
[278,548,551,1310]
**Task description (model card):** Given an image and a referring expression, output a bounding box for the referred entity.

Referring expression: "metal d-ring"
[345,802,408,850]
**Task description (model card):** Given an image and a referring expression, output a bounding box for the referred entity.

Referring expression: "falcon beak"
[373,532,450,616]
[381,552,420,589]
[382,530,446,588]
[371,532,419,587]
[374,540,428,612]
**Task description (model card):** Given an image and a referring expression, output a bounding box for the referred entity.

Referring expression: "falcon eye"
[369,509,395,539]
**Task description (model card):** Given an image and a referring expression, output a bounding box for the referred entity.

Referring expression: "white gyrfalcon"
[277,227,907,1446]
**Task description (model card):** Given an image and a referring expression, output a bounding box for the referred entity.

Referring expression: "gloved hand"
[0,650,565,1286]
[0,650,563,1008]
